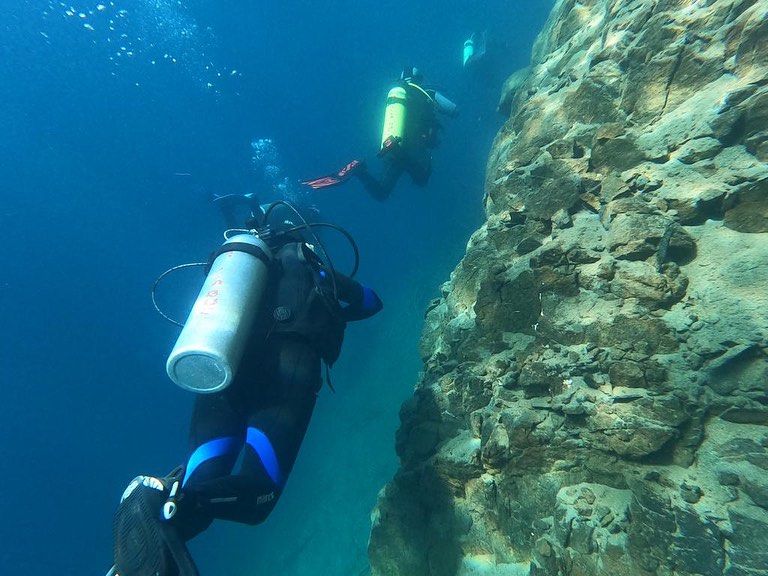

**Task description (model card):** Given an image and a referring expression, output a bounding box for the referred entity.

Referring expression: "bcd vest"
[260,241,346,364]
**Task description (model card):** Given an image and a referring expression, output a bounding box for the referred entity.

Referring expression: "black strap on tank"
[206,242,271,273]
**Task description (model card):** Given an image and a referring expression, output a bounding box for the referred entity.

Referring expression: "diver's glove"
[110,469,200,576]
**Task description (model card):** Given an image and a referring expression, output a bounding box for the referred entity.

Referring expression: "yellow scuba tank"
[380,86,407,149]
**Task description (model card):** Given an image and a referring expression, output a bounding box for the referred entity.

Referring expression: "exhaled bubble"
[263,165,282,181]
[248,139,313,211]
[251,139,280,168]
[47,0,236,92]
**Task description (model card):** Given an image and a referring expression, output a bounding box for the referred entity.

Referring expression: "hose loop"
[223,228,258,240]
[151,263,208,327]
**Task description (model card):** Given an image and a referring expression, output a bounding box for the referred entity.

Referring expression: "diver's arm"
[300,242,382,318]
[332,273,383,321]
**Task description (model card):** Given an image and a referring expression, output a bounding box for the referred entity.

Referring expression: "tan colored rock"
[724,177,768,233]
[498,67,531,117]
[370,0,768,574]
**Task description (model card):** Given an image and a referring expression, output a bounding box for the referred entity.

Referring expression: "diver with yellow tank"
[303,67,458,200]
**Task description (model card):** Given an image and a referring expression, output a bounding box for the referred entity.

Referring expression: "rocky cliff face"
[368,1,768,575]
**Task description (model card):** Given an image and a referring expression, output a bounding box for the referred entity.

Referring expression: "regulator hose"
[281,222,360,278]
[263,200,340,300]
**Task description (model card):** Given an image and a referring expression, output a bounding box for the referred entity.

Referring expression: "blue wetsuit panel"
[246,427,282,486]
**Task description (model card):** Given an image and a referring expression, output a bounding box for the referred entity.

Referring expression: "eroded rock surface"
[369,1,768,574]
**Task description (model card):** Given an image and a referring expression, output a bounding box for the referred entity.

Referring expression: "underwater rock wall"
[368,1,768,575]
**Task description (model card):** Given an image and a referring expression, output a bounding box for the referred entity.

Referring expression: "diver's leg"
[183,389,248,487]
[408,151,433,187]
[355,157,403,201]
[111,386,248,575]
[181,335,322,525]
[171,387,248,540]
[379,157,406,196]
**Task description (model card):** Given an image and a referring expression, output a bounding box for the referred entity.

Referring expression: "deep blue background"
[0,1,552,574]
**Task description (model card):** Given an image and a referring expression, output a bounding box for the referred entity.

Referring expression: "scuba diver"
[463,31,487,70]
[302,67,458,201]
[460,31,513,116]
[211,192,262,229]
[107,202,382,576]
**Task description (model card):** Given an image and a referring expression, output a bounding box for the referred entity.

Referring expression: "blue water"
[0,1,552,574]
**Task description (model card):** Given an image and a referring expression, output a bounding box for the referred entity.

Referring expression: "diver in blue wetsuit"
[109,213,382,576]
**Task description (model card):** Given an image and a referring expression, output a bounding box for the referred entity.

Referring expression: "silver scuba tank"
[166,234,273,393]
[434,91,459,117]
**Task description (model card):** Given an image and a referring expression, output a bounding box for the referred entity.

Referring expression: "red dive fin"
[302,160,364,190]
[302,176,343,190]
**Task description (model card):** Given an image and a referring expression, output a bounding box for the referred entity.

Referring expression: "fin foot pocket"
[112,474,199,576]
[113,479,172,576]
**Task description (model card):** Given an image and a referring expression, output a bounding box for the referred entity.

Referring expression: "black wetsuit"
[175,241,382,539]
[356,80,441,201]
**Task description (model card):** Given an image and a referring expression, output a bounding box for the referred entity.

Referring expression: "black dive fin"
[113,475,198,576]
